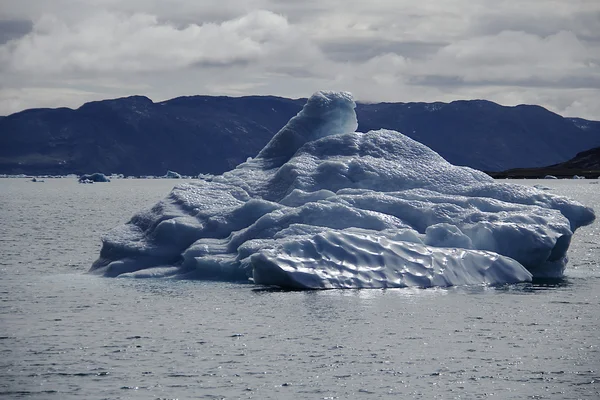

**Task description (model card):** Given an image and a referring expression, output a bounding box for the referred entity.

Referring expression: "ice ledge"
[251,230,532,289]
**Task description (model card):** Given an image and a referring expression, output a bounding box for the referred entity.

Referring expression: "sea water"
[1,178,598,399]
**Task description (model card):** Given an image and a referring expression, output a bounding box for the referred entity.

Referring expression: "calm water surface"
[1,178,599,399]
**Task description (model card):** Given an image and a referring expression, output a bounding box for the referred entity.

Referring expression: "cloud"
[0,19,32,44]
[467,3,600,40]
[0,10,310,73]
[0,87,109,115]
[418,30,600,85]
[0,1,599,119]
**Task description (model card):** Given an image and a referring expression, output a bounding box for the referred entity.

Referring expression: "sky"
[0,0,599,119]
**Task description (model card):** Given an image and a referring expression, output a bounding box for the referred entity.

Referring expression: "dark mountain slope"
[489,146,600,179]
[558,146,600,170]
[0,95,305,176]
[356,100,600,171]
[1,95,599,176]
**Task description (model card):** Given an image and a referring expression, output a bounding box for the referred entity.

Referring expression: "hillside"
[0,96,304,176]
[1,95,599,176]
[356,101,600,172]
[488,146,600,179]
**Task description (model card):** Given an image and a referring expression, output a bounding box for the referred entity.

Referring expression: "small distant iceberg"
[79,173,110,183]
[544,175,558,179]
[164,170,182,179]
[91,91,595,289]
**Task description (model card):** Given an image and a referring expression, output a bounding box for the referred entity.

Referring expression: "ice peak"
[256,91,357,167]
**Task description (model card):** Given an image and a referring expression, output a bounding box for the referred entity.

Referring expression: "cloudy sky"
[0,0,599,119]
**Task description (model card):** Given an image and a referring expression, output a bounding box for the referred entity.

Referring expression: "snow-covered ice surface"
[91,91,595,288]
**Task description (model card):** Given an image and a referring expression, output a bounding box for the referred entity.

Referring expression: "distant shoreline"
[486,168,600,179]
[2,172,600,180]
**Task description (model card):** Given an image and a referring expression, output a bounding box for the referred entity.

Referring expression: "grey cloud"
[269,66,320,78]
[413,75,600,90]
[0,19,32,44]
[1,0,600,120]
[265,0,328,22]
[190,59,252,69]
[319,39,446,62]
[0,11,307,74]
[470,11,600,42]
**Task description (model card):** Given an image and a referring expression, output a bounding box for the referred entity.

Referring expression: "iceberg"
[79,173,110,183]
[164,170,182,179]
[91,91,595,289]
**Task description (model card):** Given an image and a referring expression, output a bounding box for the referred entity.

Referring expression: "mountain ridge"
[488,146,600,179]
[1,94,599,176]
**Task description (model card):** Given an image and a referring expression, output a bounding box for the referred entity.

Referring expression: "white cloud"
[0,1,599,119]
[0,10,306,73]
[420,30,599,84]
